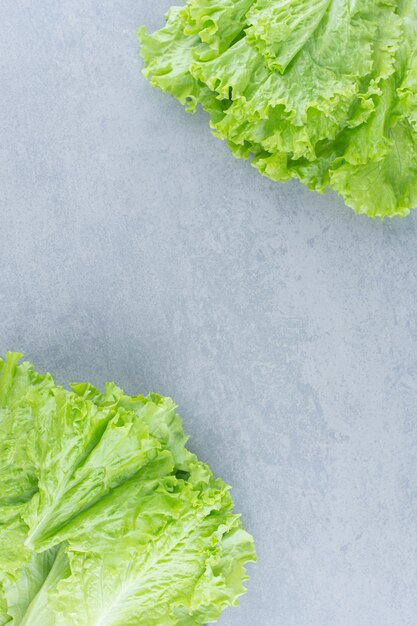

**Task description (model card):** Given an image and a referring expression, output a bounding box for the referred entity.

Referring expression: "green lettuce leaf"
[47,465,254,626]
[139,0,417,218]
[0,353,255,625]
[23,387,165,551]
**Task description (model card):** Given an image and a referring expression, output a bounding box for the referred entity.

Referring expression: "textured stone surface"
[1,2,417,625]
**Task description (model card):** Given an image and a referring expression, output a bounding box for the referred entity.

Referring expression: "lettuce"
[0,353,255,625]
[139,0,417,218]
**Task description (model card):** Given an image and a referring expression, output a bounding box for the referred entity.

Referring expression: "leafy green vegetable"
[139,0,417,218]
[0,353,255,625]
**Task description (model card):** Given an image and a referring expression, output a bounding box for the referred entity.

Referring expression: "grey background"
[1,2,417,625]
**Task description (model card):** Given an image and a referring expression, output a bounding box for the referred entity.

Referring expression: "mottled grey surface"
[1,2,417,625]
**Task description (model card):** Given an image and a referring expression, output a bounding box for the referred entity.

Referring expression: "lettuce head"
[139,0,417,218]
[0,353,255,625]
